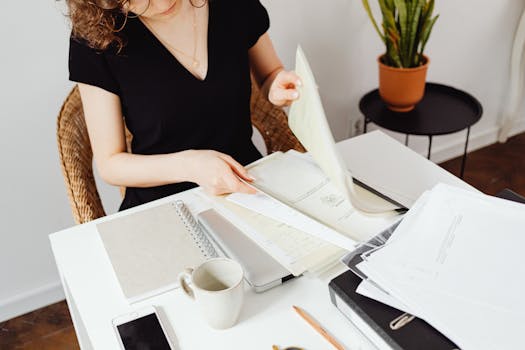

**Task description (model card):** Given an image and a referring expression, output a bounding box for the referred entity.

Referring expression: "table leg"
[363,117,368,133]
[460,127,471,178]
[427,135,433,160]
[405,134,409,146]
[63,278,94,349]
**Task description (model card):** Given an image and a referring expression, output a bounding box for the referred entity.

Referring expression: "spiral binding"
[172,200,219,259]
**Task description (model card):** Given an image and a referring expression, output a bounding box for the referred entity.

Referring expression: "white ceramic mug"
[178,258,244,329]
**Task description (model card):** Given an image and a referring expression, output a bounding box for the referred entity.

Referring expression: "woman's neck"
[144,0,191,25]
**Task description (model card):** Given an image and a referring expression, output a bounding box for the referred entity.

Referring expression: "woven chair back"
[57,86,105,224]
[250,80,305,154]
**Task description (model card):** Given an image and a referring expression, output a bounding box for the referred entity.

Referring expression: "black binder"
[328,270,458,350]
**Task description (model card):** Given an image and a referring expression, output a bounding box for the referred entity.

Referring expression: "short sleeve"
[68,36,120,95]
[244,0,270,48]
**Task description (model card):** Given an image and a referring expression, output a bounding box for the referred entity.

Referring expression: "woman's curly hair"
[66,0,129,51]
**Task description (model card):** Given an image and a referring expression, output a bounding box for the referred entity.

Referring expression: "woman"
[67,0,301,210]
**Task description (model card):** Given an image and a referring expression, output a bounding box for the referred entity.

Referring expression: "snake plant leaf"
[378,0,396,30]
[383,25,402,67]
[407,2,423,67]
[387,28,403,67]
[420,14,439,58]
[413,0,430,65]
[419,1,430,36]
[403,0,414,67]
[362,0,385,42]
[427,0,435,19]
[393,0,408,66]
[420,0,434,33]
[384,0,395,11]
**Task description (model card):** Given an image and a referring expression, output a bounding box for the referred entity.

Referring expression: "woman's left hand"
[268,70,302,107]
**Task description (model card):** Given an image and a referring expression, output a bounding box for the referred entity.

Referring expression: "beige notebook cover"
[97,201,217,303]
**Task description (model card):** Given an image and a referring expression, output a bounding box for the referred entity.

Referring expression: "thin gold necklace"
[143,4,200,69]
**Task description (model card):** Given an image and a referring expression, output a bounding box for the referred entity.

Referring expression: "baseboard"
[0,281,65,322]
[429,120,525,163]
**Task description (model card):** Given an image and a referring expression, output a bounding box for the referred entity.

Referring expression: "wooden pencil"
[292,305,345,350]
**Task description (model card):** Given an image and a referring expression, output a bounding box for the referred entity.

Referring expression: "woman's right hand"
[180,150,257,196]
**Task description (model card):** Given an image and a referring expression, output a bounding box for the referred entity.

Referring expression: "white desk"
[50,189,375,350]
[50,131,473,350]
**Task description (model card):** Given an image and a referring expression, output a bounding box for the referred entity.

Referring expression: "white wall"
[0,1,122,321]
[1,0,524,321]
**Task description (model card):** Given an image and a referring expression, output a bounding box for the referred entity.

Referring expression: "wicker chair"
[57,83,305,224]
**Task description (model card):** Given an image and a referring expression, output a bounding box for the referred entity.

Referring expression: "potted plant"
[362,0,439,112]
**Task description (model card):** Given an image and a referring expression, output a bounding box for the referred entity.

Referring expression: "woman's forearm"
[96,149,256,196]
[96,151,192,188]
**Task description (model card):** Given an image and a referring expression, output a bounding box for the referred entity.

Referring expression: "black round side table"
[359,83,483,178]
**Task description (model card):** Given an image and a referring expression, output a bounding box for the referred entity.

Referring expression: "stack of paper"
[349,183,525,350]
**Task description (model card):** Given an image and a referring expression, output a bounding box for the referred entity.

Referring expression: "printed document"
[234,151,400,245]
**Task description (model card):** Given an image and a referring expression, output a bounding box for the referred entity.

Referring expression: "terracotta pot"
[378,55,429,112]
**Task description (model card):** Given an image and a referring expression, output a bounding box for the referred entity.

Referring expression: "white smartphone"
[112,306,175,350]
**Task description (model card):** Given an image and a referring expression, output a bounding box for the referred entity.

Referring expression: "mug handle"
[178,268,195,300]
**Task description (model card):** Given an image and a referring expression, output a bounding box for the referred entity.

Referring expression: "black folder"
[328,270,457,350]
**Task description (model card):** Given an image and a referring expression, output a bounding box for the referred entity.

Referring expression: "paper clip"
[389,312,415,330]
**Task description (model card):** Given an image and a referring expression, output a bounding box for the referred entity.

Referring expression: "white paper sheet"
[228,190,358,252]
[356,280,415,315]
[288,46,396,214]
[245,151,402,242]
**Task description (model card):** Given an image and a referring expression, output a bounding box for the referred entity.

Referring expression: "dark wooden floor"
[1,132,524,349]
[440,132,525,196]
[0,301,78,349]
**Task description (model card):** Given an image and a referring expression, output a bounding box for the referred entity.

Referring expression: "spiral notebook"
[97,200,218,303]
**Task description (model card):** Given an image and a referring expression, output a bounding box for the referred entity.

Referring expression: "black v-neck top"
[69,0,269,210]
